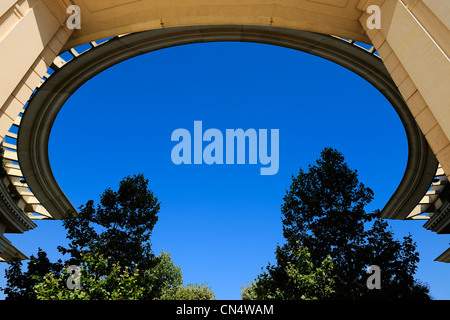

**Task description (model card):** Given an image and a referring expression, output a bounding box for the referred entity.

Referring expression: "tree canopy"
[1,174,215,300]
[243,148,431,300]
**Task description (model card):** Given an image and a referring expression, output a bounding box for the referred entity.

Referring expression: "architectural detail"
[16,26,438,222]
[0,234,27,262]
[0,0,448,263]
[360,0,450,178]
[436,248,450,263]
[406,164,450,262]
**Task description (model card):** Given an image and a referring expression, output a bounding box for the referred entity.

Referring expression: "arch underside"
[64,0,371,50]
[16,25,438,222]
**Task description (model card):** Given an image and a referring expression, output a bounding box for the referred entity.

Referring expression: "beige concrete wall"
[64,0,370,49]
[0,0,73,140]
[360,0,450,178]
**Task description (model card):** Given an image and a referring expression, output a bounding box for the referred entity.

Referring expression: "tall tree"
[245,148,431,299]
[55,173,163,298]
[59,174,160,270]
[2,174,215,300]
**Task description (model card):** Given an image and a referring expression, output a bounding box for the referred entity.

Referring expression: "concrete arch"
[17,25,437,221]
[0,0,448,262]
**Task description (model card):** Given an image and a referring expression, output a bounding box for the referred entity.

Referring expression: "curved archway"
[17,25,437,221]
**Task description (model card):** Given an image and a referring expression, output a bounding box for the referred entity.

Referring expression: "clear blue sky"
[1,41,449,300]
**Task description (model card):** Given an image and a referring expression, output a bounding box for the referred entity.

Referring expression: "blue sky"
[1,41,449,300]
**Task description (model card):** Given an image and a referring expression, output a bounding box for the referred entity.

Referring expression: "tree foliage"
[33,251,215,300]
[59,174,160,270]
[2,174,215,300]
[245,148,431,300]
[242,244,335,300]
[1,249,62,300]
[33,251,144,300]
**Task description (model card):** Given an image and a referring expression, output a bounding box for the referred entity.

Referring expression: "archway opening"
[46,40,408,299]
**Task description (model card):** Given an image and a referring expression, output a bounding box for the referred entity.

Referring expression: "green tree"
[33,251,144,300]
[1,249,62,300]
[56,174,164,299]
[246,148,431,300]
[2,174,215,300]
[242,244,335,300]
[33,251,214,300]
[154,251,215,300]
[59,174,160,271]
